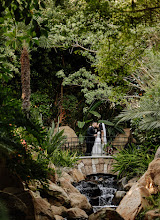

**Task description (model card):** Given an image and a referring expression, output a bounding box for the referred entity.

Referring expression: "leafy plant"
[98,119,124,137]
[51,149,79,168]
[77,101,102,140]
[45,121,67,155]
[112,143,157,179]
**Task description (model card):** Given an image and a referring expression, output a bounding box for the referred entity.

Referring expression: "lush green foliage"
[112,144,158,179]
[1,0,160,185]
[51,149,79,167]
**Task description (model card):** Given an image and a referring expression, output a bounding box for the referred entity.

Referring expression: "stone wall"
[77,156,116,176]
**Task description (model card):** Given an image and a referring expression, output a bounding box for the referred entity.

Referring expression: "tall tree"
[20,46,31,112]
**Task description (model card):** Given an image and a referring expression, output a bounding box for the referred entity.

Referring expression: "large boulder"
[59,171,74,183]
[117,159,160,220]
[154,146,160,159]
[88,207,124,220]
[68,169,85,182]
[66,207,88,220]
[51,205,67,216]
[116,182,150,220]
[147,158,160,192]
[69,193,92,214]
[112,128,133,150]
[58,126,78,146]
[59,177,80,194]
[0,191,28,220]
[33,197,55,220]
[10,189,55,220]
[54,215,65,220]
[0,158,24,190]
[112,191,126,205]
[44,181,70,207]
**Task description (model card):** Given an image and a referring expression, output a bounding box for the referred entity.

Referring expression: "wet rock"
[128,177,139,184]
[112,191,126,205]
[144,209,160,220]
[102,178,117,188]
[90,196,99,206]
[69,193,92,214]
[67,207,88,220]
[124,182,135,191]
[0,191,28,220]
[118,177,128,190]
[80,186,101,198]
[88,207,124,220]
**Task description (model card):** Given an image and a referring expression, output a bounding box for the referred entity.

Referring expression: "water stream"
[73,174,118,212]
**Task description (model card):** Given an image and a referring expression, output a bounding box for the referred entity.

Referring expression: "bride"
[92,123,107,156]
[92,131,102,155]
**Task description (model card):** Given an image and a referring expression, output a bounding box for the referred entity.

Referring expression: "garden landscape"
[0,0,160,219]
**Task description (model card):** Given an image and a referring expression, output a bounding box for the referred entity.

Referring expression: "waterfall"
[73,174,118,213]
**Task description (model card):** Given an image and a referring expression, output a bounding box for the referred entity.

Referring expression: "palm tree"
[116,91,160,131]
[20,45,31,112]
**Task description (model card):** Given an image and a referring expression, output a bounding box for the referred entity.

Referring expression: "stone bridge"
[77,156,116,176]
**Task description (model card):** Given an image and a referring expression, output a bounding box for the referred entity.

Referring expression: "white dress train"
[92,131,102,156]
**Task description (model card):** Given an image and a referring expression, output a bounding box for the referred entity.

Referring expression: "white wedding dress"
[92,131,102,156]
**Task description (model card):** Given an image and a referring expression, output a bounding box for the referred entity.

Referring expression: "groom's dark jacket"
[86,126,96,144]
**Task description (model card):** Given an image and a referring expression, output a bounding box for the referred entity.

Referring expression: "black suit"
[85,126,96,155]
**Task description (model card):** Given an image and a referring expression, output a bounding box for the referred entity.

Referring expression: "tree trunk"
[20,46,31,112]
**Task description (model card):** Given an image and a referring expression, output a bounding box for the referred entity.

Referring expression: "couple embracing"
[85,122,107,156]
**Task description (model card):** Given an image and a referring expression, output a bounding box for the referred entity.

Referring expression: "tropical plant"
[45,121,67,155]
[116,90,160,131]
[98,119,124,137]
[112,143,157,179]
[77,101,102,141]
[51,149,79,168]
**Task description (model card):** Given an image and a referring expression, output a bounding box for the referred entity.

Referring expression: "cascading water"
[73,174,118,212]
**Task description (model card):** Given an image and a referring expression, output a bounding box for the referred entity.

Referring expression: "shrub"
[112,143,158,179]
[51,149,79,167]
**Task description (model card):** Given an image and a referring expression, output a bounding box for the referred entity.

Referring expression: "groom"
[85,122,98,156]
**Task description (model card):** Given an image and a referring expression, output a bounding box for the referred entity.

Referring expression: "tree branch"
[72,43,97,53]
[123,6,160,13]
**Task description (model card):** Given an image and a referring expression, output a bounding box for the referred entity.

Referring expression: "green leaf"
[77,121,85,129]
[89,111,101,118]
[40,2,46,8]
[98,120,114,126]
[89,101,102,111]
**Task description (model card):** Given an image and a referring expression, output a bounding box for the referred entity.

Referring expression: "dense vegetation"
[1,0,160,183]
